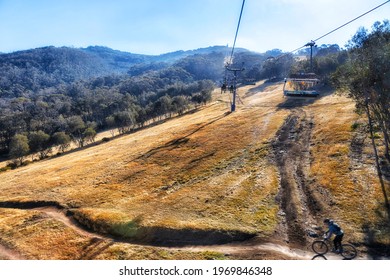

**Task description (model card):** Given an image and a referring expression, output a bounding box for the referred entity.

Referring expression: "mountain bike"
[311,235,357,260]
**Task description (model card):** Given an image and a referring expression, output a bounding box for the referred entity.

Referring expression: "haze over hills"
[0,44,339,84]
[0,45,260,97]
[0,45,246,78]
[0,43,342,98]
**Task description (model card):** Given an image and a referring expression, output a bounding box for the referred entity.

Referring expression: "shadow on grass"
[131,226,256,247]
[362,207,390,259]
[72,211,256,247]
[0,200,256,247]
[136,112,231,160]
[0,200,66,209]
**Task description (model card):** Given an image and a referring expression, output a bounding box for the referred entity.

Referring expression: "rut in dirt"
[272,108,322,247]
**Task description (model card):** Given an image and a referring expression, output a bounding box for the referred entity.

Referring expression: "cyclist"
[323,218,344,253]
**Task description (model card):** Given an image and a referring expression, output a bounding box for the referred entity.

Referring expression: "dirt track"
[0,243,24,260]
[271,107,321,246]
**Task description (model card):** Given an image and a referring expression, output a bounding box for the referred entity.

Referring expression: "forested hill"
[0,45,256,97]
[0,43,342,99]
[0,44,267,157]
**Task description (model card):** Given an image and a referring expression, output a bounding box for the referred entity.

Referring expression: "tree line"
[332,20,390,161]
[0,62,215,166]
[0,46,270,166]
[332,20,390,205]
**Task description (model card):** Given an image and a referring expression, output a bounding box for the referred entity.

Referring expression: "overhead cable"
[289,0,390,54]
[314,0,390,42]
[228,0,246,65]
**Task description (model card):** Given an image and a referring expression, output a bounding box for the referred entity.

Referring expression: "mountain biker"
[323,218,344,253]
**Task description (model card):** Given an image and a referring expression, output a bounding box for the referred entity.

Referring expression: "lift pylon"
[225,63,244,112]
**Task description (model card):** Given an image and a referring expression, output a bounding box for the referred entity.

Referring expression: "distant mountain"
[0,46,115,82]
[0,45,248,78]
[82,45,249,65]
[0,45,265,97]
[81,46,153,72]
[155,46,235,62]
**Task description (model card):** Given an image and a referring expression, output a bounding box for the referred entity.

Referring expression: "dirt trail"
[0,111,375,261]
[272,108,321,246]
[0,205,107,260]
[36,207,105,239]
[0,102,327,260]
[0,243,25,260]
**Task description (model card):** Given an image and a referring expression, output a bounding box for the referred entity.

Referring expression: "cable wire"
[228,0,246,65]
[288,0,390,54]
[314,0,390,42]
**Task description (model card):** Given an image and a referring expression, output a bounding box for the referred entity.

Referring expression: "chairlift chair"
[283,73,320,97]
[283,40,320,97]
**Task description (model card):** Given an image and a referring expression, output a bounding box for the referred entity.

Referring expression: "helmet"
[324,218,334,224]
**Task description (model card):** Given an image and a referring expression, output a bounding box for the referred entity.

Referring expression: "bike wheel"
[341,244,357,260]
[311,254,327,260]
[312,240,329,255]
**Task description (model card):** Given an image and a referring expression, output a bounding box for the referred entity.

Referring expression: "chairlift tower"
[304,40,317,73]
[225,63,245,112]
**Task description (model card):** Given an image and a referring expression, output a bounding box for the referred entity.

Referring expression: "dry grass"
[0,81,389,259]
[308,95,390,245]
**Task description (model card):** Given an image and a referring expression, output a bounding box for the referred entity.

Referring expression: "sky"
[0,0,389,55]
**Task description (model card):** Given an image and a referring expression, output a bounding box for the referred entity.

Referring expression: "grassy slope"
[0,81,388,259]
[309,96,390,245]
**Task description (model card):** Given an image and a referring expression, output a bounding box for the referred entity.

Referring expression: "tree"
[28,130,51,159]
[332,20,390,209]
[52,131,71,153]
[172,95,189,115]
[83,127,97,144]
[333,20,390,161]
[191,90,212,107]
[66,116,86,147]
[113,111,136,134]
[155,95,172,118]
[262,54,294,80]
[105,116,117,136]
[0,113,27,155]
[9,134,30,166]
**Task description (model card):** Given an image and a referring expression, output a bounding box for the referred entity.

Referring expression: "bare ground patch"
[271,102,331,248]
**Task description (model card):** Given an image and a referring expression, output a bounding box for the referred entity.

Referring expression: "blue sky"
[0,0,389,54]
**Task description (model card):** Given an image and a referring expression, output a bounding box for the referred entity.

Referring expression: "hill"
[0,45,262,99]
[0,45,247,81]
[0,81,389,260]
[0,45,269,159]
